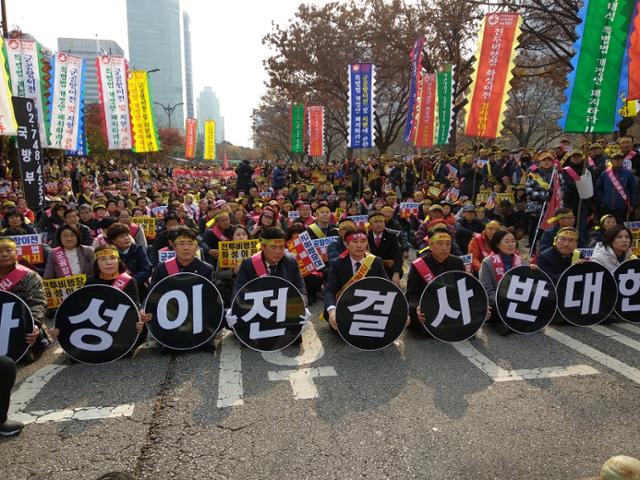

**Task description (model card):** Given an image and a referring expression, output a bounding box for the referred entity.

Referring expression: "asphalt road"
[2,299,640,480]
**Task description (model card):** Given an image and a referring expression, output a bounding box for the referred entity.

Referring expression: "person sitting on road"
[536,227,586,284]
[151,227,213,284]
[406,227,465,330]
[479,230,536,336]
[590,224,637,272]
[323,228,388,331]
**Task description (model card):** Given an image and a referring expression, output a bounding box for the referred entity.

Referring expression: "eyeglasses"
[556,237,577,243]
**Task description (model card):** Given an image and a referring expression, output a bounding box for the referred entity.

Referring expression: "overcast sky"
[8,0,333,147]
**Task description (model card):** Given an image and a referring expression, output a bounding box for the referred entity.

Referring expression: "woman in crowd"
[2,209,36,235]
[590,225,637,272]
[479,229,534,335]
[43,225,94,279]
[249,207,276,239]
[84,244,152,348]
[468,220,502,274]
[588,214,618,248]
[117,209,148,249]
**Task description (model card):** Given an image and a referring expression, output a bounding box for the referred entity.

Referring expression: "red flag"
[539,169,562,231]
[627,5,640,100]
[223,151,229,170]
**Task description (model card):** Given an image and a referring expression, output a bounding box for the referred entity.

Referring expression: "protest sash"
[52,247,73,277]
[250,252,268,277]
[165,257,179,275]
[412,257,435,283]
[606,168,629,204]
[0,264,30,292]
[112,272,133,291]
[489,253,523,282]
[336,254,376,300]
[561,0,637,133]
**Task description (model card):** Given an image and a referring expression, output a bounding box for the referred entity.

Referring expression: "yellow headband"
[548,212,574,223]
[315,206,331,213]
[339,221,356,230]
[555,229,579,241]
[429,232,452,243]
[0,238,16,249]
[260,238,286,247]
[174,235,197,245]
[96,248,119,258]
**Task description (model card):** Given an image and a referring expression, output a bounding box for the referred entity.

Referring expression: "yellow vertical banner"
[127,70,160,153]
[204,119,215,160]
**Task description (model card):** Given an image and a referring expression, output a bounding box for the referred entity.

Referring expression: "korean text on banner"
[560,0,637,133]
[218,239,260,268]
[348,63,375,148]
[204,119,215,160]
[404,36,424,144]
[308,105,324,157]
[132,216,157,240]
[413,73,438,148]
[12,97,46,212]
[10,234,44,264]
[128,70,160,153]
[96,55,132,150]
[184,117,197,159]
[49,52,84,150]
[286,231,325,277]
[436,64,454,145]
[464,13,521,139]
[5,38,47,143]
[290,102,305,154]
[43,275,87,309]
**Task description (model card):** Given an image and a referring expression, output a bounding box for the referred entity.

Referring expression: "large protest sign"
[335,277,407,350]
[613,259,640,324]
[10,234,44,264]
[132,216,156,240]
[228,276,307,352]
[12,97,45,212]
[43,274,87,309]
[0,290,34,362]
[287,232,325,277]
[55,285,139,364]
[557,262,617,326]
[496,266,557,334]
[419,271,488,342]
[310,236,338,264]
[145,273,223,350]
[218,239,260,269]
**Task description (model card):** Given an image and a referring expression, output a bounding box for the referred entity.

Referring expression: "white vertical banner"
[5,38,48,145]
[48,52,84,150]
[96,55,132,150]
[0,38,17,136]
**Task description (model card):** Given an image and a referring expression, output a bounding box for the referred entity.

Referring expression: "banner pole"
[527,166,556,259]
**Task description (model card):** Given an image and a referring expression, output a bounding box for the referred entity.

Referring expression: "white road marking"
[545,327,640,385]
[216,332,244,408]
[261,322,325,367]
[10,364,134,424]
[452,342,599,382]
[616,323,640,336]
[268,366,338,399]
[590,325,640,354]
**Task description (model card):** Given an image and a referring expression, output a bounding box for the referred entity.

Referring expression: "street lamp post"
[154,101,184,129]
[516,114,527,148]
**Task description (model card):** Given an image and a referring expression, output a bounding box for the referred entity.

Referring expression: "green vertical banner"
[290,102,305,153]
[436,64,454,145]
[560,0,637,133]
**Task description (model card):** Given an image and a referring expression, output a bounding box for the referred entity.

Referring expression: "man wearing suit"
[367,211,403,286]
[234,227,308,306]
[324,228,388,331]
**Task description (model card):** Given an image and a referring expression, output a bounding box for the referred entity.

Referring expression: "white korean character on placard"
[564,272,603,314]
[618,268,640,312]
[67,299,131,351]
[242,288,289,339]
[347,289,397,338]
[505,275,551,322]
[431,278,474,328]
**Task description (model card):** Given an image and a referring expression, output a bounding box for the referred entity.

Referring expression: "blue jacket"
[596,168,637,213]
[119,244,153,285]
[272,165,286,190]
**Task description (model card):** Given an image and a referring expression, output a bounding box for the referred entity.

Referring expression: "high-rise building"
[126,0,185,129]
[197,86,225,143]
[183,11,194,119]
[57,38,125,104]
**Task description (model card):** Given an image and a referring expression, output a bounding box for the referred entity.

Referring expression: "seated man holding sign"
[405,227,465,329]
[0,237,47,356]
[324,228,388,331]
[536,227,586,284]
[151,227,213,284]
[233,227,308,306]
